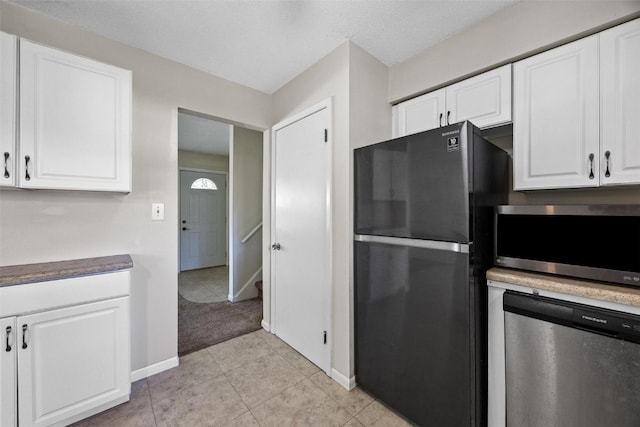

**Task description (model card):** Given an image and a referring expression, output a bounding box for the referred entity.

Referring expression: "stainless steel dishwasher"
[504,291,640,427]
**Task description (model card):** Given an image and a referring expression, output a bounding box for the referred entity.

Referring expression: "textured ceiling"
[9,0,519,94]
[10,0,519,154]
[178,112,231,156]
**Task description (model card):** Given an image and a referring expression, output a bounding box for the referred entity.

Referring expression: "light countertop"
[487,267,640,308]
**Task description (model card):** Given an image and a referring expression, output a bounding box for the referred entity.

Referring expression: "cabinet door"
[446,64,511,129]
[17,297,130,427]
[600,18,640,186]
[0,32,17,187]
[513,36,599,190]
[0,317,17,427]
[19,39,131,192]
[392,88,445,137]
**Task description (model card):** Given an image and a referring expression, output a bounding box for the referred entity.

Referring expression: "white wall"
[390,1,640,102]
[229,126,263,301]
[0,1,270,376]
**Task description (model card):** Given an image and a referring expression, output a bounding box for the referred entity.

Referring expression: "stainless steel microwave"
[495,205,640,287]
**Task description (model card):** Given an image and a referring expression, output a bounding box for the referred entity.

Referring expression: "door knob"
[271,243,281,250]
[182,227,190,231]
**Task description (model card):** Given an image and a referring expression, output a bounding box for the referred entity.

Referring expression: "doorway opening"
[177,109,264,356]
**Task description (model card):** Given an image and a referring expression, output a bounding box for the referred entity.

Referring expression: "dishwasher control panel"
[504,291,640,344]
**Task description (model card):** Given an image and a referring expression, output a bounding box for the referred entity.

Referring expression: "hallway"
[178,266,262,356]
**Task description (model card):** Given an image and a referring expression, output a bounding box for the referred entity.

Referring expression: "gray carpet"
[178,293,263,356]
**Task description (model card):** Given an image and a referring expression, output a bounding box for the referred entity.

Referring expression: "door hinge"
[323,331,327,344]
[324,129,328,142]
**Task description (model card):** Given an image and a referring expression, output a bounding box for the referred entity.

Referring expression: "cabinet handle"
[439,113,443,127]
[3,152,9,179]
[22,324,28,349]
[446,111,450,126]
[588,153,595,180]
[24,155,31,181]
[5,326,11,352]
[604,151,611,178]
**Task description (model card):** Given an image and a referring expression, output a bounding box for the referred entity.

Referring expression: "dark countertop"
[0,254,133,287]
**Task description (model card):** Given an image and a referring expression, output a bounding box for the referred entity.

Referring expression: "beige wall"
[0,1,270,375]
[178,150,229,172]
[230,127,263,301]
[269,41,390,383]
[270,41,351,380]
[390,1,640,102]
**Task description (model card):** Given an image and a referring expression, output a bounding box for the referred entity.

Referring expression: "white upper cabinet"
[392,65,512,138]
[11,38,132,192]
[393,88,445,137]
[513,36,600,190]
[514,18,640,191]
[600,18,640,186]
[0,32,17,187]
[446,64,512,129]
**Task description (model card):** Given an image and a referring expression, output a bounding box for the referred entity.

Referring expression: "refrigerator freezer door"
[355,122,470,243]
[354,240,476,426]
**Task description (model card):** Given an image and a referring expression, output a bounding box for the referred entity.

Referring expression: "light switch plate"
[151,203,165,221]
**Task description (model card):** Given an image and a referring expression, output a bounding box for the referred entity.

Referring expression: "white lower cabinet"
[0,273,130,426]
[1,316,17,427]
[18,298,130,427]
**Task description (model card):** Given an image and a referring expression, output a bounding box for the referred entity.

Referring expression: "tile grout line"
[227,330,321,423]
[142,379,161,427]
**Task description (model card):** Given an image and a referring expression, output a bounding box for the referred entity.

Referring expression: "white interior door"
[180,170,227,271]
[271,100,331,373]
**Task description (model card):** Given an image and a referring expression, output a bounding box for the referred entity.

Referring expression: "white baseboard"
[229,267,262,302]
[261,319,270,331]
[331,368,356,391]
[130,356,179,382]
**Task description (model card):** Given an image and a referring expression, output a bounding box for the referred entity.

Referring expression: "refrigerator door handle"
[354,234,470,253]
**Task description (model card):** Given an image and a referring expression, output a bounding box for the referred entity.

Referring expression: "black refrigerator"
[354,121,508,427]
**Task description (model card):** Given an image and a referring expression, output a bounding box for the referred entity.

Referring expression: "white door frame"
[178,166,229,270]
[269,98,333,374]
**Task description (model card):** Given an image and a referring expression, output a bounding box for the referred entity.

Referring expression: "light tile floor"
[72,329,413,427]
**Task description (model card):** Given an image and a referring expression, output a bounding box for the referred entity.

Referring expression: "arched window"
[190,178,217,190]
